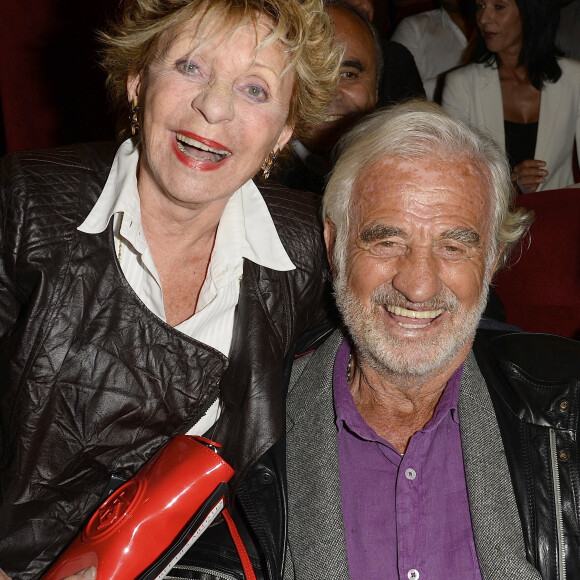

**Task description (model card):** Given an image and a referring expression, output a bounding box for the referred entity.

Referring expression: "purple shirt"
[334,339,482,580]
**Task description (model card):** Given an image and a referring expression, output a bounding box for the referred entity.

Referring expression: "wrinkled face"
[327,155,498,378]
[304,6,378,154]
[475,0,523,56]
[127,13,294,210]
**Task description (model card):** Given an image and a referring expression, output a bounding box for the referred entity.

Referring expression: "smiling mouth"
[386,305,445,328]
[175,133,231,163]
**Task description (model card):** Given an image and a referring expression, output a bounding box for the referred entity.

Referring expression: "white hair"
[322,100,534,274]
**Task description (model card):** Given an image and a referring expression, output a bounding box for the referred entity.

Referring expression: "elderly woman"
[0,0,340,578]
[442,0,580,193]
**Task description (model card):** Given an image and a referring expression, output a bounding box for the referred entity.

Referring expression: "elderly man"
[283,101,580,579]
[7,103,578,580]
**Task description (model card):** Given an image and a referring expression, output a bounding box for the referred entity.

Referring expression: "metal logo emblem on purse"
[41,435,250,580]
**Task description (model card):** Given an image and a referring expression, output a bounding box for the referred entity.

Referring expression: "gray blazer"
[283,329,542,580]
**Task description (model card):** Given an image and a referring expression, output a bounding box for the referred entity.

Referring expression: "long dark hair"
[471,0,562,89]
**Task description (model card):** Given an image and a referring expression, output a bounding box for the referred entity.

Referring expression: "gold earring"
[129,97,140,136]
[261,149,279,180]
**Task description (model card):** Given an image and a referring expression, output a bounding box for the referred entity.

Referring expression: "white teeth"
[387,305,444,319]
[175,133,230,156]
[399,322,431,329]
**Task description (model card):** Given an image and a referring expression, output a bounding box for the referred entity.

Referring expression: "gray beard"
[333,269,490,378]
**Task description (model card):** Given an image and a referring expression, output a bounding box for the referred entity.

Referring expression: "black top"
[504,120,539,170]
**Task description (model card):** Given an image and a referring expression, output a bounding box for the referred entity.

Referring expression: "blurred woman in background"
[442,0,580,192]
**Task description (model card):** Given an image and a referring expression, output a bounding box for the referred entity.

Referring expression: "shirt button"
[405,468,416,480]
[408,569,420,580]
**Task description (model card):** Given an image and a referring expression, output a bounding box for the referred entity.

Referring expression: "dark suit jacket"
[378,40,426,107]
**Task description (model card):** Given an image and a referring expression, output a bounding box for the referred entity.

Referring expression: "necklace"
[347,352,353,382]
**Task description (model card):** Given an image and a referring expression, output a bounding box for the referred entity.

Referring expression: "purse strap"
[222,507,257,580]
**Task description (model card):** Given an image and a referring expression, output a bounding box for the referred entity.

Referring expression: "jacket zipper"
[279,271,291,352]
[549,428,566,580]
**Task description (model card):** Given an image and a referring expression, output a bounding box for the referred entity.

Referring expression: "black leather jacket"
[0,143,330,579]
[474,331,580,580]
[174,328,580,580]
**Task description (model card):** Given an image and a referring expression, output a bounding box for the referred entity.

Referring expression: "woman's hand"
[0,567,96,580]
[511,159,548,193]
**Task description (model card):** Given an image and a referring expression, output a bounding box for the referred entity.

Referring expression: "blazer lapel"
[479,66,506,152]
[459,352,542,580]
[535,79,563,162]
[285,329,350,580]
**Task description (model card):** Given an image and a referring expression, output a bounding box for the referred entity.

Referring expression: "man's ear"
[324,218,337,272]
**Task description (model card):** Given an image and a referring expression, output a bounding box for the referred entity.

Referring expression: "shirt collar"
[78,139,295,273]
[228,179,295,272]
[334,338,379,443]
[78,139,140,237]
[334,338,464,443]
[425,362,463,428]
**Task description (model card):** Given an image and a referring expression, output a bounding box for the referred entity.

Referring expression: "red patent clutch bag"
[42,435,238,580]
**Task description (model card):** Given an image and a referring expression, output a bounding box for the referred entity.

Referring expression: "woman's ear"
[127,72,142,103]
[274,123,294,152]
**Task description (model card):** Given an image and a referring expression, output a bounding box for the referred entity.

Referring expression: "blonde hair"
[323,100,535,273]
[99,0,341,141]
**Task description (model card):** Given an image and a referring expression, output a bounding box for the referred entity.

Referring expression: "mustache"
[370,284,459,312]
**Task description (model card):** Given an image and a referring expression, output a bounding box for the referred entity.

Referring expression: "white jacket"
[442,58,580,191]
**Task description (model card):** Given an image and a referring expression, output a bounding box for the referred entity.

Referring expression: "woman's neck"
[138,188,226,327]
[496,45,524,76]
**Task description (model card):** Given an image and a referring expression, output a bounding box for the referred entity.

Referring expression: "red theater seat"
[493,187,580,339]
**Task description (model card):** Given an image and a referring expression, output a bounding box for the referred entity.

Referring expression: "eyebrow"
[359,225,481,247]
[359,224,405,243]
[438,228,481,247]
[342,59,364,72]
[253,60,283,74]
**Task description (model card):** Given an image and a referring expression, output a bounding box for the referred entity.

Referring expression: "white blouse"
[79,139,295,434]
